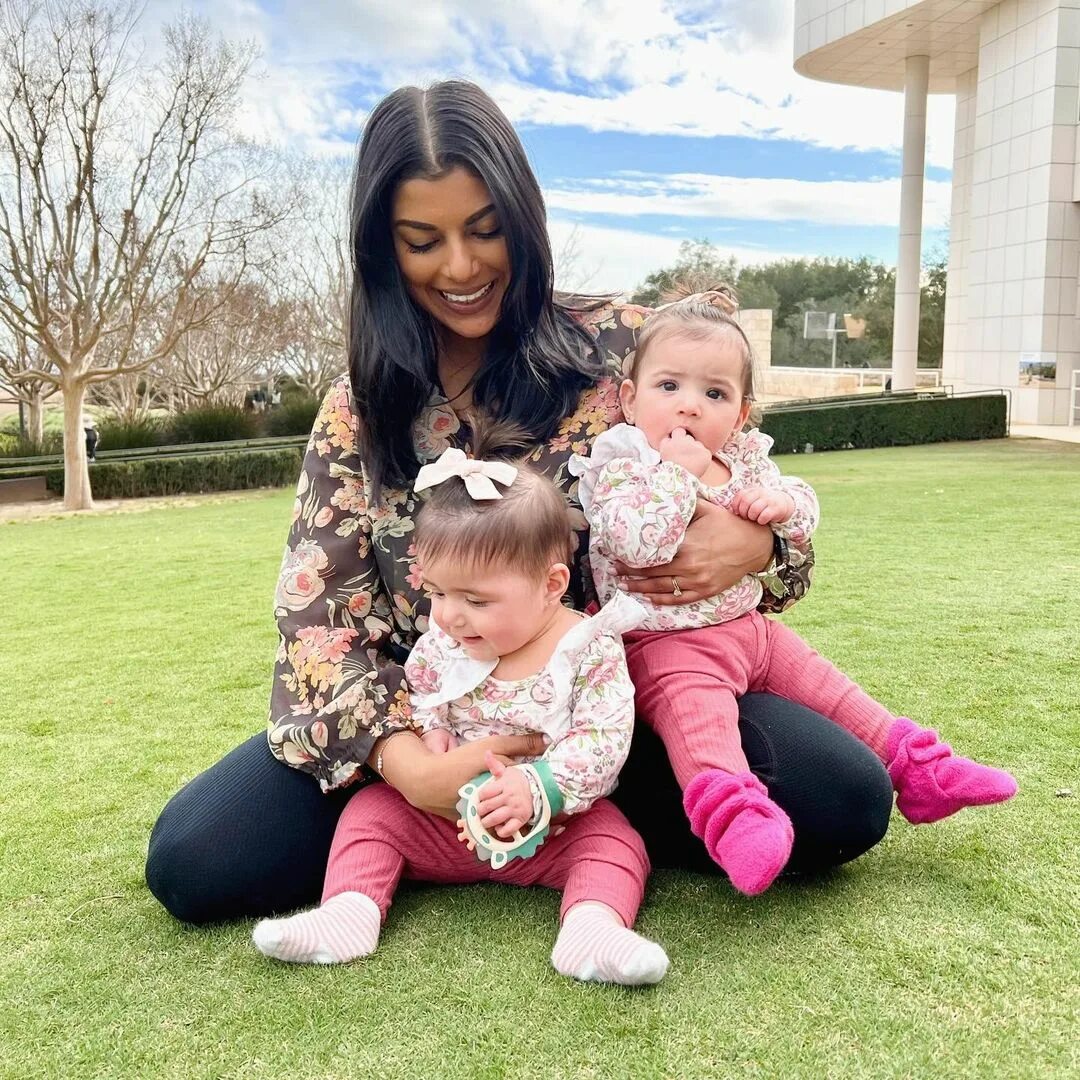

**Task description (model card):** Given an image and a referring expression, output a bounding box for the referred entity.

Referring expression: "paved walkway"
[0,488,272,524]
[1010,423,1080,444]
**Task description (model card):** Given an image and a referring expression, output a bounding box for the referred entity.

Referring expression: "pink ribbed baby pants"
[625,611,895,788]
[323,782,650,927]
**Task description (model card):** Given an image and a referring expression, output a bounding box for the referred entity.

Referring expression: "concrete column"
[892,54,930,392]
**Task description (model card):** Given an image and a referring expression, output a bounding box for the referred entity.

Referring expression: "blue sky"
[155,0,957,292]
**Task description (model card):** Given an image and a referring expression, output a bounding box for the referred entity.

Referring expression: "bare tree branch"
[266,156,350,400]
[0,0,288,507]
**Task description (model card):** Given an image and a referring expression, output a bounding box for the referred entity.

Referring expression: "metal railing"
[764,366,943,392]
[764,385,951,411]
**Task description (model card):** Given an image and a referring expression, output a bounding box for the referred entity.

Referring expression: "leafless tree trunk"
[24,388,45,442]
[0,1,289,508]
[89,369,157,424]
[277,294,345,400]
[0,325,57,444]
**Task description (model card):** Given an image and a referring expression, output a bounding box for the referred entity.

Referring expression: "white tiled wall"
[794,0,1080,420]
[961,0,1079,422]
[943,68,978,385]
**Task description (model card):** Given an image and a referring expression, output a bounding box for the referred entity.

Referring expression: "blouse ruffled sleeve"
[734,429,819,545]
[266,376,414,792]
[573,426,697,569]
[402,630,452,736]
[541,632,637,817]
[528,592,642,817]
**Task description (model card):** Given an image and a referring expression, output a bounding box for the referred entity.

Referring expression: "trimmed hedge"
[760,393,1007,454]
[45,447,304,499]
[33,393,1008,499]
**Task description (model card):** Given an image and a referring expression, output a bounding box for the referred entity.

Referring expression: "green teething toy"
[456,764,558,870]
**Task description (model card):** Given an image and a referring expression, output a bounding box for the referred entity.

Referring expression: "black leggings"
[146,694,893,924]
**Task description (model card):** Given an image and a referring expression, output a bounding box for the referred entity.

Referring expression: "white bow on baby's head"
[414,447,518,501]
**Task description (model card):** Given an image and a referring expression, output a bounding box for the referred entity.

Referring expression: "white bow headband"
[414,447,518,501]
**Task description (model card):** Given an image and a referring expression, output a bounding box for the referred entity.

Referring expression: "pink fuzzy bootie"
[886,717,1018,825]
[683,770,794,896]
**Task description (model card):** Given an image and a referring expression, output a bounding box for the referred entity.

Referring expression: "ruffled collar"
[569,424,658,514]
[410,589,645,713]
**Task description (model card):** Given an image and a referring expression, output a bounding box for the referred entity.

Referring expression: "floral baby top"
[569,423,819,632]
[267,303,815,792]
[405,591,643,816]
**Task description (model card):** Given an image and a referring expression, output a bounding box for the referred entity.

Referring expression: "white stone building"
[794,0,1080,425]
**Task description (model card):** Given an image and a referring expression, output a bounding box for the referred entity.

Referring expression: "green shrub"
[263,396,321,437]
[0,408,66,437]
[95,416,165,451]
[761,393,1007,454]
[0,431,63,458]
[44,448,304,499]
[167,404,260,445]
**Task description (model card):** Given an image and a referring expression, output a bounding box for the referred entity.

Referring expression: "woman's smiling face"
[391,167,511,346]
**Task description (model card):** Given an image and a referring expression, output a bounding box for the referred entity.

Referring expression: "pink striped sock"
[551,902,668,986]
[252,892,381,965]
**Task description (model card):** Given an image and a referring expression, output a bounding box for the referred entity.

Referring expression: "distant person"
[569,298,1017,895]
[83,415,99,463]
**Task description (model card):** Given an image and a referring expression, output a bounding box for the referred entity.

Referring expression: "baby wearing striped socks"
[254,421,667,987]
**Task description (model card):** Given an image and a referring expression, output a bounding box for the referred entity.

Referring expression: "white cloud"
[544,173,953,229]
[488,66,956,171]
[155,1,959,169]
[548,218,804,295]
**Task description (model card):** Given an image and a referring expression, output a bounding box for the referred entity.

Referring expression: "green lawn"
[1,438,1077,1079]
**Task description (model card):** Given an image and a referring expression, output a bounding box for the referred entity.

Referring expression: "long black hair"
[348,80,603,495]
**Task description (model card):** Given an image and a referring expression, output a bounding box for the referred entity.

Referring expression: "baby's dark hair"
[630,284,758,419]
[414,414,576,580]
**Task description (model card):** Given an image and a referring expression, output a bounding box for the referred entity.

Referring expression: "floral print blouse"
[570,423,818,633]
[405,591,643,816]
[267,303,816,792]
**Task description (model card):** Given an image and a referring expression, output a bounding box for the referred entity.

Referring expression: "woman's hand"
[614,499,773,606]
[372,730,546,819]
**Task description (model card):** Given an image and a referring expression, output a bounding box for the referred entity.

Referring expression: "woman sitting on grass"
[146,79,895,925]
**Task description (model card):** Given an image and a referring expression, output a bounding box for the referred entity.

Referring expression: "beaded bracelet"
[373,730,420,778]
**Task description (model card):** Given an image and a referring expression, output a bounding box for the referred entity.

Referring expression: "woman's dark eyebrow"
[394,204,497,231]
[464,204,497,226]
